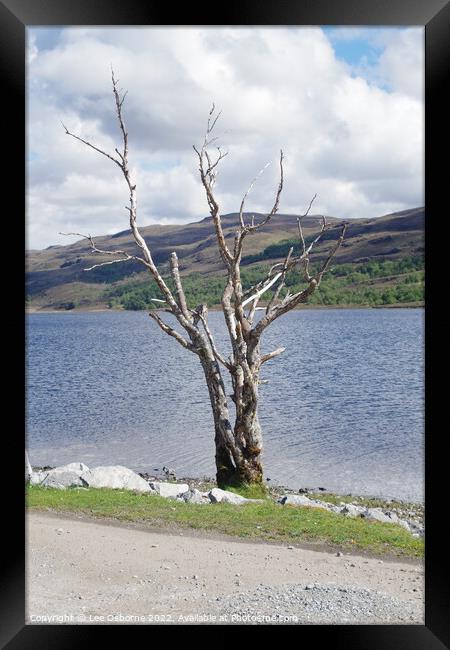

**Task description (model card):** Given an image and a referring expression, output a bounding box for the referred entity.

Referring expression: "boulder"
[81,466,152,492]
[326,503,343,514]
[149,481,189,498]
[362,508,393,524]
[180,488,210,504]
[208,488,248,504]
[42,469,88,490]
[29,470,49,485]
[278,494,328,509]
[340,504,365,518]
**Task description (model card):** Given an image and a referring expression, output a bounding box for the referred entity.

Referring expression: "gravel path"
[211,584,421,624]
[27,511,423,625]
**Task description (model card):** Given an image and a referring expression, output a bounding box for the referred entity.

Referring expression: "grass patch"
[26,485,423,559]
[221,482,268,500]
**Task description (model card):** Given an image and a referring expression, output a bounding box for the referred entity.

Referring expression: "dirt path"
[27,511,424,625]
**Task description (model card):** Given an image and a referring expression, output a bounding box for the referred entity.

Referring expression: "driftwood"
[62,71,347,486]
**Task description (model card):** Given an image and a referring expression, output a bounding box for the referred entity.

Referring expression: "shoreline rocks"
[278,494,332,510]
[81,466,152,493]
[277,495,424,538]
[149,481,189,498]
[208,487,262,505]
[25,457,424,537]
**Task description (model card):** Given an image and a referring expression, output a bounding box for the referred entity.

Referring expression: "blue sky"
[324,27,384,64]
[27,26,424,249]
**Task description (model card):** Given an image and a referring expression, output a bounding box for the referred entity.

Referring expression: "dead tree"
[62,72,347,488]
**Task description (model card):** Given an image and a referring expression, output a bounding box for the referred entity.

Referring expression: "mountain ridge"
[26,206,424,310]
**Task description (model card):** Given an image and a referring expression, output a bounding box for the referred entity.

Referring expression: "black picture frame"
[3,0,448,646]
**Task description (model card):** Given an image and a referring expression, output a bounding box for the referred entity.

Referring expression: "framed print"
[2,0,448,646]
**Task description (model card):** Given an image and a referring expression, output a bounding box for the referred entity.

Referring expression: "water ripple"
[26,309,424,502]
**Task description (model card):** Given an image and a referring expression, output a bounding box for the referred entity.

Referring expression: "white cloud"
[375,29,424,99]
[26,31,38,65]
[27,27,424,249]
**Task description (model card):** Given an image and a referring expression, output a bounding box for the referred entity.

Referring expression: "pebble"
[209,583,423,623]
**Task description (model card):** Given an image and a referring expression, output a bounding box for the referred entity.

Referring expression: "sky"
[27,26,424,250]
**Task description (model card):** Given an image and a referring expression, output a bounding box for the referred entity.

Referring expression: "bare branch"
[148,312,195,352]
[252,280,318,338]
[195,308,232,370]
[241,262,284,300]
[59,231,125,256]
[238,161,271,229]
[111,68,128,162]
[265,246,294,314]
[83,258,133,272]
[297,193,317,257]
[260,347,286,364]
[205,147,229,177]
[303,216,328,256]
[169,252,191,320]
[252,220,347,338]
[61,122,122,169]
[233,151,284,263]
[246,151,284,232]
[63,73,199,339]
[316,222,349,284]
[59,231,148,270]
[242,271,282,310]
[193,107,233,268]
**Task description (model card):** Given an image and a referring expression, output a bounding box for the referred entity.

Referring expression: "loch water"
[26,308,424,502]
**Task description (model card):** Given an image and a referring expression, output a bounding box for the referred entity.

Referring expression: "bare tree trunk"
[200,345,264,487]
[227,334,264,485]
[198,352,240,487]
[234,391,264,485]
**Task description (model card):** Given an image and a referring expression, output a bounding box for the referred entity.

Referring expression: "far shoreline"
[26,302,425,314]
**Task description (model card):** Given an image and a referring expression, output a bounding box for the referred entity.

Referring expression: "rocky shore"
[26,457,424,539]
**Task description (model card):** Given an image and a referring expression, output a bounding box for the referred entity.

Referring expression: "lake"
[26,308,424,502]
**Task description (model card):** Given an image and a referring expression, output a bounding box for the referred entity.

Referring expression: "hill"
[26,207,424,311]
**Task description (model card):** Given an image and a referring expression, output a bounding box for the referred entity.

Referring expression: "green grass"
[221,482,268,500]
[26,485,423,559]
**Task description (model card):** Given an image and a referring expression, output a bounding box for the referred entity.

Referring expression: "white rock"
[278,494,328,509]
[81,466,152,492]
[208,488,248,504]
[326,504,343,514]
[340,504,365,518]
[180,488,209,504]
[29,471,49,485]
[362,508,392,523]
[42,469,88,489]
[149,482,189,498]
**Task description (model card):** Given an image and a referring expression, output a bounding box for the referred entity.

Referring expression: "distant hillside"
[26,207,424,311]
